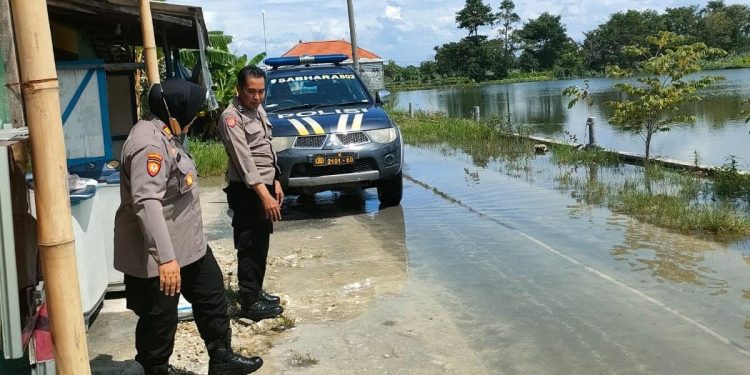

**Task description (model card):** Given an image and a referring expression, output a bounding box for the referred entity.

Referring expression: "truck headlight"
[366,128,397,144]
[271,136,296,152]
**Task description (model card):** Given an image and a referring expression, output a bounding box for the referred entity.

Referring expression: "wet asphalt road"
[377,145,750,374]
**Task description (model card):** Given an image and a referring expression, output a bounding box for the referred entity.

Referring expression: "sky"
[172,0,747,66]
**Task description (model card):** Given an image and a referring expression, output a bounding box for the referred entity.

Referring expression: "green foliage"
[181,30,266,110]
[514,13,572,71]
[189,140,226,176]
[606,32,726,161]
[583,10,665,71]
[712,155,750,198]
[434,36,507,82]
[455,0,495,36]
[583,2,750,72]
[562,80,593,116]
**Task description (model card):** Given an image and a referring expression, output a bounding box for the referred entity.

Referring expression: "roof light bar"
[264,54,349,68]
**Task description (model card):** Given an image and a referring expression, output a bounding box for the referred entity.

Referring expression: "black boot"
[141,363,180,375]
[240,293,283,322]
[259,290,280,304]
[208,342,263,375]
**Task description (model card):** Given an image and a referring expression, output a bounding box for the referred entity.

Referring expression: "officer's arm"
[128,143,176,264]
[220,113,264,188]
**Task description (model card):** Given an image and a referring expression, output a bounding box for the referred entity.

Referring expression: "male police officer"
[114,79,262,375]
[218,66,284,321]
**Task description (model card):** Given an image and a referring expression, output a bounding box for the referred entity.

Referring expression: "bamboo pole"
[140,0,160,85]
[9,1,90,374]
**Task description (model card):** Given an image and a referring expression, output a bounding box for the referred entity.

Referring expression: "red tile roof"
[282,40,380,60]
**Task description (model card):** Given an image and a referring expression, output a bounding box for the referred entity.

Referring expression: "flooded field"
[395,68,750,167]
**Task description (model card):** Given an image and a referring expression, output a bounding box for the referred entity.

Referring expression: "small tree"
[496,0,520,66]
[455,0,495,36]
[607,32,725,163]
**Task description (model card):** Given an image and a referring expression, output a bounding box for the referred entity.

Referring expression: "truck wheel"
[377,172,403,207]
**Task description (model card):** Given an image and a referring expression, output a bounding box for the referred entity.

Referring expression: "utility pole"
[262,10,268,57]
[346,0,359,73]
[10,0,90,373]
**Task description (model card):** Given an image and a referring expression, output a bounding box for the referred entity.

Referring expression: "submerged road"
[389,145,750,374]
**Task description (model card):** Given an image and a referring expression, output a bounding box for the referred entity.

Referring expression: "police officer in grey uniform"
[114,79,262,375]
[217,66,284,321]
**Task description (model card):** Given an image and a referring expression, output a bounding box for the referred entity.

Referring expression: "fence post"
[473,106,480,122]
[587,117,596,146]
[409,102,414,117]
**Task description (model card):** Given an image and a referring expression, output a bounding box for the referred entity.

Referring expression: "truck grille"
[294,135,327,149]
[290,158,378,178]
[334,132,369,146]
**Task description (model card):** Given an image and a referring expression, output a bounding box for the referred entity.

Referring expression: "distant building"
[282,40,385,92]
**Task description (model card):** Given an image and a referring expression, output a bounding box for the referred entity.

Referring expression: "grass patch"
[272,315,296,332]
[289,351,319,367]
[613,190,750,235]
[711,156,750,199]
[549,145,620,166]
[393,111,535,167]
[188,139,226,177]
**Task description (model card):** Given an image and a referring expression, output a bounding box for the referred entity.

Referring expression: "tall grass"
[188,139,226,177]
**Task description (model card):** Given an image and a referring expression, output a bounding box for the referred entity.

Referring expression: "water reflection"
[396,68,750,166]
[608,214,729,294]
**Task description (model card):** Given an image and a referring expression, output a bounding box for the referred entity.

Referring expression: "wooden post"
[9,1,90,374]
[408,102,413,117]
[0,0,29,168]
[473,106,480,122]
[140,0,160,85]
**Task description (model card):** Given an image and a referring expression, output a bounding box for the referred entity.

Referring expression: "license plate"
[313,153,356,167]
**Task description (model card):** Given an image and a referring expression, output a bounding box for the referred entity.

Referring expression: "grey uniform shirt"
[114,117,207,278]
[218,98,279,188]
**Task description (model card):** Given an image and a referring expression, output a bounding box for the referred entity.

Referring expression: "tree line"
[385,0,750,84]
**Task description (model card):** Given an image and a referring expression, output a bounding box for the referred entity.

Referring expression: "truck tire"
[377,172,403,207]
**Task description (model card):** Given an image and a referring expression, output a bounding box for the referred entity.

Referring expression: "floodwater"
[392,144,750,373]
[395,69,750,167]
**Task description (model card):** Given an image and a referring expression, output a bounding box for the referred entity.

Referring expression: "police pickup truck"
[264,54,403,206]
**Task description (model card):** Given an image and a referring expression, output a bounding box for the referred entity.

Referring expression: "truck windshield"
[265,73,370,112]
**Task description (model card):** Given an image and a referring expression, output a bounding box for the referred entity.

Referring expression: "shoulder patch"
[147,152,163,177]
[225,116,237,128]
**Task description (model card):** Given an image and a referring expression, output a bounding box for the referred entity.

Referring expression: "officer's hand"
[274,180,285,207]
[159,260,181,296]
[262,194,282,222]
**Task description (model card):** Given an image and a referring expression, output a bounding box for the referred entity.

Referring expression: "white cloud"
[169,0,746,65]
[385,5,407,24]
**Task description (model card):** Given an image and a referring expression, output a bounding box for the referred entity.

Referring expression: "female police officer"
[114,79,262,375]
